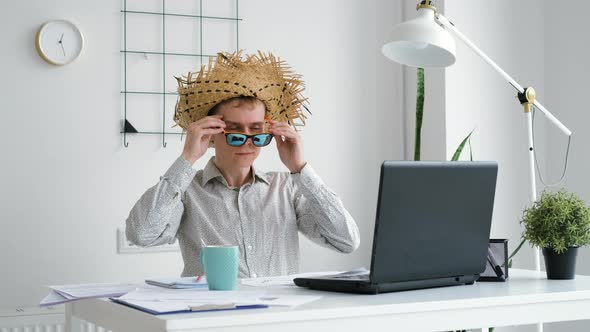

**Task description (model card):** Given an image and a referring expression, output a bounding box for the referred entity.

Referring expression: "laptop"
[294,161,498,294]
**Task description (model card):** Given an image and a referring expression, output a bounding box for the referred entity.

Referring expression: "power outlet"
[117,228,180,254]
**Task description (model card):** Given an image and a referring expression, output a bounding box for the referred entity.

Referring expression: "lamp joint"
[518,87,536,113]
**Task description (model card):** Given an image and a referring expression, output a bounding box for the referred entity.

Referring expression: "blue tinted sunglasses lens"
[226,134,247,146]
[252,134,273,147]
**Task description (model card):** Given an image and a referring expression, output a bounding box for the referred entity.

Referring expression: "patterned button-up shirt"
[126,156,360,278]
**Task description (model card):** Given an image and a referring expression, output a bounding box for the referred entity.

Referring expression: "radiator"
[0,306,110,332]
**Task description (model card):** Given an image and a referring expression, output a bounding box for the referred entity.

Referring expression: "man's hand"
[268,120,306,173]
[181,115,226,165]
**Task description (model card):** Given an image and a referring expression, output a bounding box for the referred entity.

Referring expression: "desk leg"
[65,303,73,332]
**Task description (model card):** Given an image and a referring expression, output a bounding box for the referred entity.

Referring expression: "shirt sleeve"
[292,163,360,253]
[125,156,197,247]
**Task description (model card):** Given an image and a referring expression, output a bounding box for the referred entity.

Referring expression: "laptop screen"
[370,161,498,283]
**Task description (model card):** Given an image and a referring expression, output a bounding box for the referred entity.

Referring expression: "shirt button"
[252,273,257,278]
[247,245,253,250]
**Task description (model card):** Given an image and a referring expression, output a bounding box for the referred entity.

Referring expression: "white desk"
[65,269,590,332]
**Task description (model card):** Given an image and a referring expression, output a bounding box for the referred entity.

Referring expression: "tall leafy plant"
[414,68,425,161]
[413,68,473,161]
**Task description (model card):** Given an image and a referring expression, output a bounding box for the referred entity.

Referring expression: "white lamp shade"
[382,8,456,68]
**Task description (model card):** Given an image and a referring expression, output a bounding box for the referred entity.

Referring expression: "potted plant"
[520,190,590,279]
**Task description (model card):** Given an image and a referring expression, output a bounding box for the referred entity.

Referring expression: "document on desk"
[40,283,139,307]
[118,288,265,303]
[145,276,208,289]
[112,287,322,314]
[40,290,70,306]
[49,283,138,298]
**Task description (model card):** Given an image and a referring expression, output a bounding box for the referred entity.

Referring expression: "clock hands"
[58,33,66,57]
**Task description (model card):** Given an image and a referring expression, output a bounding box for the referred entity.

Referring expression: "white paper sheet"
[48,283,139,298]
[40,290,69,306]
[145,276,208,289]
[119,288,265,303]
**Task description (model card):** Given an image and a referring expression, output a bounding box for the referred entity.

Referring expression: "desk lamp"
[381,0,572,274]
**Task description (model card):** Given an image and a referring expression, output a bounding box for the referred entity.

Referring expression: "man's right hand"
[181,115,226,165]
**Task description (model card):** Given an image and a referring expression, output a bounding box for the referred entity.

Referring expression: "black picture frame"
[478,239,509,282]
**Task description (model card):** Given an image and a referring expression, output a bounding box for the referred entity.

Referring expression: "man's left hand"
[268,120,306,173]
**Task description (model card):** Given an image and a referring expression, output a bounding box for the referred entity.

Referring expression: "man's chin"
[233,153,257,165]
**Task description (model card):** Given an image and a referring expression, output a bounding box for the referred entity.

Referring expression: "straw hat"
[174,50,309,130]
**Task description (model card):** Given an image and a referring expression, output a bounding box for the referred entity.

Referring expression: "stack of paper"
[40,283,138,307]
[39,273,331,313]
[145,276,208,289]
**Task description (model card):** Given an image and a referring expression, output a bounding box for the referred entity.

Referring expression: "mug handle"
[200,249,206,269]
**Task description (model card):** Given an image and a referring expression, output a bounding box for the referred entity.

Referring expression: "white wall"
[541,1,590,331]
[0,0,403,308]
[444,0,545,271]
[544,0,590,275]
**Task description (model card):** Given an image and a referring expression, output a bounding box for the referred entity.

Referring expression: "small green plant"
[520,190,590,253]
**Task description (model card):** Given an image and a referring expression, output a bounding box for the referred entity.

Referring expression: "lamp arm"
[435,13,572,136]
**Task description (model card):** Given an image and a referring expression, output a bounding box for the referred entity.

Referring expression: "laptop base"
[293,274,479,295]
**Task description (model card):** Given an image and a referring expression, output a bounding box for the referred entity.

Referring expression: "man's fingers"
[269,123,296,136]
[270,128,298,142]
[268,121,291,129]
[198,128,225,136]
[199,117,226,128]
[192,115,224,126]
[275,135,284,147]
[189,118,226,132]
[269,123,294,132]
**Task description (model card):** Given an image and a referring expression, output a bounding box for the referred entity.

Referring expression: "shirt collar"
[201,157,270,187]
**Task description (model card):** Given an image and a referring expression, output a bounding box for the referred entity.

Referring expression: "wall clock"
[35,20,84,65]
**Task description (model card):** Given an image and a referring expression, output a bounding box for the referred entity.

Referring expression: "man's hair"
[208,96,266,116]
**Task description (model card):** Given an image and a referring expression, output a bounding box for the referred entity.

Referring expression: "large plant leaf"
[451,129,474,161]
[414,68,425,161]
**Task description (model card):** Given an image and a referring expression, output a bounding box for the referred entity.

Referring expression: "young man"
[126,51,359,278]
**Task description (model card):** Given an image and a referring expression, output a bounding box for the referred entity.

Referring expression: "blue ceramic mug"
[200,245,239,290]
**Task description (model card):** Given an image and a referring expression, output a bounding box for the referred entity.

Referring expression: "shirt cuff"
[291,163,324,193]
[162,156,198,193]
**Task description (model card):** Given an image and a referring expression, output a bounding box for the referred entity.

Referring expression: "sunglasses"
[224,132,273,147]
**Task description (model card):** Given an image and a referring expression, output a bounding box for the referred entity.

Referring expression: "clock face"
[36,20,84,66]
